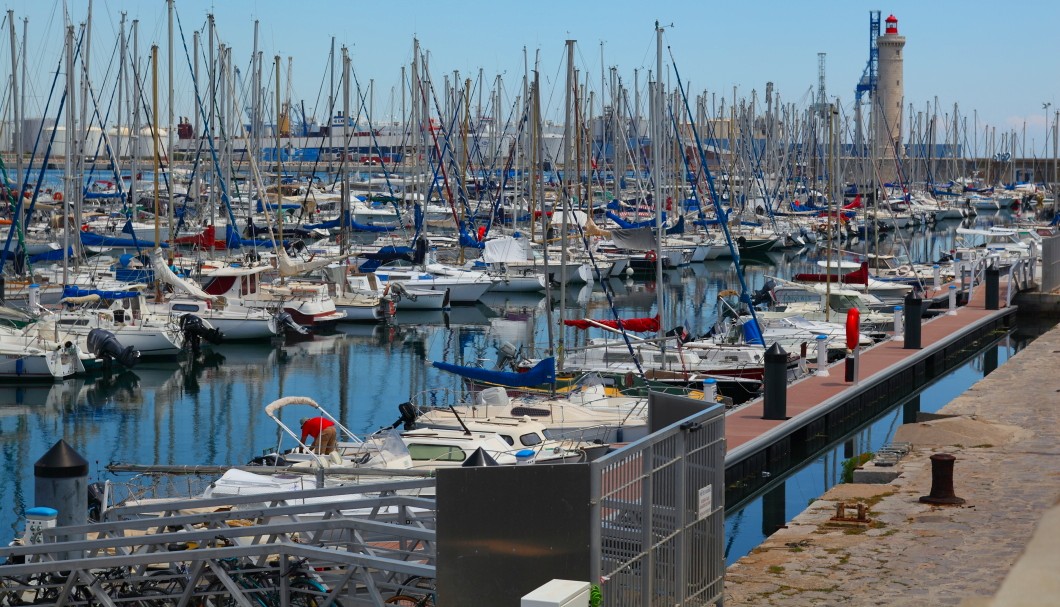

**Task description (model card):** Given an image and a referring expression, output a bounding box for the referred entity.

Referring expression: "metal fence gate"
[589,395,726,607]
[1042,234,1060,293]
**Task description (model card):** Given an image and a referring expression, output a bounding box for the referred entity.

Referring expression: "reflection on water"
[0,221,1023,543]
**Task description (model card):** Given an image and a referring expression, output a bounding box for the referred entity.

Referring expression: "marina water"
[0,218,1032,548]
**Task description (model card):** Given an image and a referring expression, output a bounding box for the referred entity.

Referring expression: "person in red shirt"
[299,416,337,454]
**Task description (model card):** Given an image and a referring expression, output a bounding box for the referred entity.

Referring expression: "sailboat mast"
[62,24,75,285]
[167,0,175,253]
[129,20,139,230]
[207,14,216,228]
[275,56,283,248]
[653,22,665,343]
[8,11,23,203]
[152,45,161,258]
[341,46,350,257]
[534,66,555,360]
[558,39,575,370]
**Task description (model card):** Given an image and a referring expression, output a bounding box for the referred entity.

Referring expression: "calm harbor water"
[0,215,1029,546]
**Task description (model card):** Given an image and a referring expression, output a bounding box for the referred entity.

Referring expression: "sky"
[2,0,1058,155]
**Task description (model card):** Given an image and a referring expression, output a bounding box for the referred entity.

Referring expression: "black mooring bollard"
[919,453,966,505]
[985,265,1000,310]
[34,440,89,559]
[762,342,788,421]
[903,292,922,350]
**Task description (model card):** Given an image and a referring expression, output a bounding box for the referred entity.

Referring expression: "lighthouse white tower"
[875,14,906,184]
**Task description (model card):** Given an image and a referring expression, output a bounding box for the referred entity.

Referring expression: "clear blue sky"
[3,0,1058,154]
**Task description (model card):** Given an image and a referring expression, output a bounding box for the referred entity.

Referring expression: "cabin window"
[58,318,90,326]
[406,444,467,462]
[519,433,542,447]
[500,435,515,446]
[171,303,199,312]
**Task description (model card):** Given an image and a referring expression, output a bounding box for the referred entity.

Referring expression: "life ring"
[896,264,913,276]
[645,250,657,262]
[52,192,63,202]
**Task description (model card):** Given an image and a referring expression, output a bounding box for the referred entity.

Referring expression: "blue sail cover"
[80,231,167,248]
[29,247,74,263]
[62,286,141,300]
[432,357,556,388]
[255,199,301,213]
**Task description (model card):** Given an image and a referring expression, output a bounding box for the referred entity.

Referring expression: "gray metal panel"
[1041,235,1060,293]
[436,464,592,607]
[648,390,718,434]
[590,394,726,606]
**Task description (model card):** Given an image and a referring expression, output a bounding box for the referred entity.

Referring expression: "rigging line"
[172,9,241,232]
[669,46,764,338]
[539,133,646,378]
[1,24,80,265]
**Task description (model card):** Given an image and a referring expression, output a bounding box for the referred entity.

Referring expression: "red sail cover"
[793,261,868,285]
[563,315,661,333]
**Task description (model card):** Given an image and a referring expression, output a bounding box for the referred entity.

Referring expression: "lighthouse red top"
[885,15,898,35]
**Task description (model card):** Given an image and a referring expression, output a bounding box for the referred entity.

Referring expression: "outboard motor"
[285,239,307,257]
[179,314,224,355]
[412,236,429,265]
[665,325,692,345]
[751,279,777,308]
[275,311,310,335]
[86,328,140,369]
[247,452,289,467]
[391,402,420,431]
[87,482,106,522]
[495,341,521,370]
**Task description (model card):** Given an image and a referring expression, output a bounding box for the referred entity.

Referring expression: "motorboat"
[373,260,493,303]
[412,385,649,444]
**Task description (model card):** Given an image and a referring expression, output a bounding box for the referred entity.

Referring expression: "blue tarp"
[741,320,765,346]
[357,245,414,272]
[432,357,556,388]
[62,285,141,300]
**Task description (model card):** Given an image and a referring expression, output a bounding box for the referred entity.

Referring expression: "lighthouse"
[875,14,906,184]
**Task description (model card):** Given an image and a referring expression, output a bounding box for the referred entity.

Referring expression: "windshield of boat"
[365,429,413,461]
[828,293,866,313]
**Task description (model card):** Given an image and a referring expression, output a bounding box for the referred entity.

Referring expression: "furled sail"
[432,357,556,388]
[151,248,216,301]
[563,315,661,333]
[275,247,345,277]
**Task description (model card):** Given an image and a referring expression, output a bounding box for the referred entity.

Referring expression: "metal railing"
[589,397,726,607]
[1042,234,1060,293]
[1005,254,1038,305]
[0,479,438,606]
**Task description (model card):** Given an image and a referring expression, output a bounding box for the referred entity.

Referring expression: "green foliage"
[840,452,874,483]
[589,584,603,607]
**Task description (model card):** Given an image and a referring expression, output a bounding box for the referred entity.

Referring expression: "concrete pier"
[724,321,1060,606]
